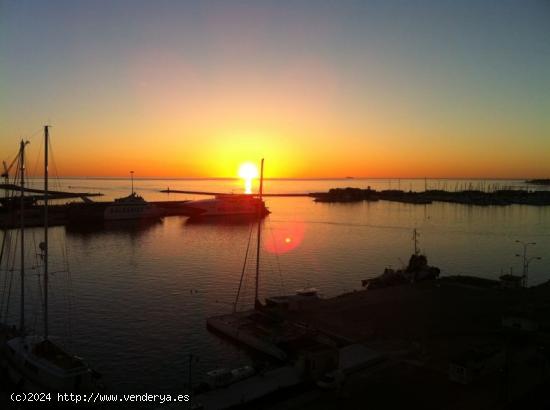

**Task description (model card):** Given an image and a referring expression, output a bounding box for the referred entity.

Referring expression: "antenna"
[130,171,134,195]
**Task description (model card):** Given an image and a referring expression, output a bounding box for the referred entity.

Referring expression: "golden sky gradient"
[1,1,549,179]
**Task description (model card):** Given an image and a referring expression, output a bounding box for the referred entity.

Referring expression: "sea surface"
[1,178,549,393]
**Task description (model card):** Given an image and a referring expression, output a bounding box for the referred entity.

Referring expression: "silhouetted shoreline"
[526,179,550,186]
[312,187,550,206]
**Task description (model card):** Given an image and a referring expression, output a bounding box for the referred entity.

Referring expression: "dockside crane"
[2,148,22,184]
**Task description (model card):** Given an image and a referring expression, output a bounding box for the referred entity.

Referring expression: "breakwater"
[526,179,550,186]
[311,187,550,206]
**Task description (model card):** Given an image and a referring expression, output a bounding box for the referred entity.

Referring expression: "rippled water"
[1,178,549,392]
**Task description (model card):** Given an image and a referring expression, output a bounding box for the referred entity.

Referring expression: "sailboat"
[206,160,318,360]
[0,140,28,350]
[4,126,102,392]
[206,159,287,359]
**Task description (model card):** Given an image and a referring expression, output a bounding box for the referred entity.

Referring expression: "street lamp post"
[515,240,541,287]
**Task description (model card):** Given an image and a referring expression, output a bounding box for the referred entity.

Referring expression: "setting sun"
[238,162,259,194]
[238,163,259,180]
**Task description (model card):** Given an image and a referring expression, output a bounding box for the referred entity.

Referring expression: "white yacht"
[186,194,269,217]
[104,192,162,220]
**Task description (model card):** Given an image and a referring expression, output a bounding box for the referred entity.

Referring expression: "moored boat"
[362,229,440,289]
[104,171,162,220]
[204,365,255,389]
[206,160,321,361]
[2,126,102,392]
[5,336,100,392]
[104,192,162,220]
[185,194,269,217]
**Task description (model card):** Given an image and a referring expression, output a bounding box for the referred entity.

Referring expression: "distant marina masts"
[515,240,541,287]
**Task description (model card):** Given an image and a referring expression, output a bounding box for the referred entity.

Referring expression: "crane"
[2,153,20,183]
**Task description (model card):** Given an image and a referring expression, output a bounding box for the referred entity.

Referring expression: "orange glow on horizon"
[2,118,549,180]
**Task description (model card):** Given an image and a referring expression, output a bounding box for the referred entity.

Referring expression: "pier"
[161,188,309,197]
[0,183,103,200]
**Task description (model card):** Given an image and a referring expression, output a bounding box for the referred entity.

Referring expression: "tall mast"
[254,159,264,309]
[413,228,419,255]
[19,139,28,333]
[44,126,49,339]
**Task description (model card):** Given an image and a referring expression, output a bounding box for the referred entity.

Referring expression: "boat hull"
[103,204,162,220]
[4,337,100,393]
[186,195,269,217]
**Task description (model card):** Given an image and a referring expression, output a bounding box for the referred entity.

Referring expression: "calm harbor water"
[1,178,549,393]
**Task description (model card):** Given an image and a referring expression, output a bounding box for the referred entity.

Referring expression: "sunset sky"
[1,0,549,178]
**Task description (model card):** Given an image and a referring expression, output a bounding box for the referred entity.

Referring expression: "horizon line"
[21,175,546,181]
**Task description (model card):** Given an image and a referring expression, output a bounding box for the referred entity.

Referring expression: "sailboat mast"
[413,228,419,255]
[19,139,27,333]
[44,125,49,339]
[254,159,264,307]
